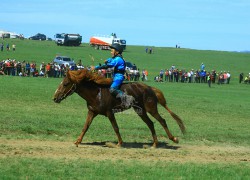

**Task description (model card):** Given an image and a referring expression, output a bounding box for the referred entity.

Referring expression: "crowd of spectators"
[154,63,249,85]
[0,58,76,77]
[155,68,231,84]
[1,59,250,85]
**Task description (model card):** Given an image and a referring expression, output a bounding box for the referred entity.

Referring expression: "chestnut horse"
[53,69,185,147]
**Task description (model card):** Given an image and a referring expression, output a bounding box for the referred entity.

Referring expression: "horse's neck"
[76,83,101,103]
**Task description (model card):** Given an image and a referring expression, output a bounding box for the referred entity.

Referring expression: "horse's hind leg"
[74,110,97,147]
[149,111,179,143]
[143,88,178,144]
[134,107,158,148]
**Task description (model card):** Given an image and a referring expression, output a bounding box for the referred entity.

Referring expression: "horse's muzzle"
[53,98,61,103]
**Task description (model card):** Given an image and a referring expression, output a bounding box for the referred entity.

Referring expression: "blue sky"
[1,0,250,51]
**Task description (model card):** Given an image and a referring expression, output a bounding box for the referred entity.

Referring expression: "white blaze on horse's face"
[54,82,62,94]
[53,77,75,103]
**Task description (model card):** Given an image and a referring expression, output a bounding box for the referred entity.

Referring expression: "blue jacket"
[199,71,206,77]
[95,55,125,89]
[95,55,125,72]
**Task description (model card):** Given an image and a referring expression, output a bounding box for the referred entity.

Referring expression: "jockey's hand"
[90,66,95,71]
[104,60,108,64]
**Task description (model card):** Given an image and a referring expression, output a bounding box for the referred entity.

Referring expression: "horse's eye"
[63,82,69,87]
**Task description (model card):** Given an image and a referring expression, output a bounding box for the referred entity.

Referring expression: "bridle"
[59,83,77,101]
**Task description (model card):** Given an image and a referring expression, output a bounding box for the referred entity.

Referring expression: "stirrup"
[121,94,135,108]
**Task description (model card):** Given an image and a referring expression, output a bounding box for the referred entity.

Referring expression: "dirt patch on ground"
[0,138,249,164]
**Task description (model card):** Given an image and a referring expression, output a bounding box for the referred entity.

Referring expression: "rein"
[62,83,77,100]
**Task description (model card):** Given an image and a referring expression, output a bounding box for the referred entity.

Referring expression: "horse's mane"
[67,69,113,85]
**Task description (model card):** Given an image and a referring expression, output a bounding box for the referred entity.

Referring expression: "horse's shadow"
[80,141,180,150]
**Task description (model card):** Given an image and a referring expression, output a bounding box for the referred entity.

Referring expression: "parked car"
[53,56,75,67]
[10,34,20,39]
[29,33,46,40]
[125,61,137,72]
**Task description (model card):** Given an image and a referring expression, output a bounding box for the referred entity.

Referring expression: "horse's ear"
[66,70,71,78]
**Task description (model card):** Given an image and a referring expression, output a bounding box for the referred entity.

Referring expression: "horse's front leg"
[107,112,123,147]
[74,110,97,147]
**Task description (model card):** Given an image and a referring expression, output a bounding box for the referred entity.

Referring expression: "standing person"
[40,62,45,77]
[141,69,145,81]
[227,71,231,84]
[5,60,11,75]
[6,43,10,51]
[171,64,175,71]
[12,44,16,51]
[0,43,3,52]
[26,62,30,76]
[21,61,26,76]
[159,69,164,80]
[60,64,65,77]
[211,70,216,83]
[218,72,224,85]
[45,63,51,78]
[173,69,177,82]
[169,69,173,82]
[92,44,134,107]
[144,69,148,81]
[223,71,228,84]
[11,60,16,76]
[30,62,35,77]
[54,63,61,77]
[165,69,169,81]
[200,70,206,83]
[149,47,152,54]
[16,61,22,75]
[207,72,211,87]
[77,59,83,69]
[187,71,192,83]
[239,73,244,83]
[200,63,205,71]
[176,69,180,82]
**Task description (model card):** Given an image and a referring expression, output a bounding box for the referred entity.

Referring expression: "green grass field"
[0,39,250,179]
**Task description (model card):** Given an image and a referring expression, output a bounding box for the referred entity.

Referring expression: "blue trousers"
[110,73,125,97]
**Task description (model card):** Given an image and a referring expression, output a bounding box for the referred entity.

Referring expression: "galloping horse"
[53,69,186,147]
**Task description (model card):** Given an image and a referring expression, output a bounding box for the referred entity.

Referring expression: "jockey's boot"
[116,93,135,108]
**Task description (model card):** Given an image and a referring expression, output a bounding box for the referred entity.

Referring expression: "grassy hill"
[0,38,250,179]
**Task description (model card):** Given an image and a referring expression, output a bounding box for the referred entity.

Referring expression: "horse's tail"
[165,106,186,134]
[151,87,186,134]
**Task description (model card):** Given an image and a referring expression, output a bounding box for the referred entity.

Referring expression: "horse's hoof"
[173,137,179,143]
[74,141,79,147]
[116,144,122,148]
